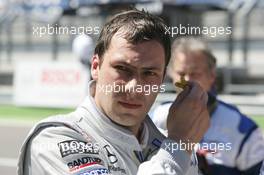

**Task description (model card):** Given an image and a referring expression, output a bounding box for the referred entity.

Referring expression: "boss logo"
[58,140,99,157]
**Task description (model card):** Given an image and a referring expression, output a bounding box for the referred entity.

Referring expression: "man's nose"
[125,78,138,93]
[124,77,145,97]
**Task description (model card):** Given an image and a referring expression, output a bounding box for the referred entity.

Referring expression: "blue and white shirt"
[151,95,264,175]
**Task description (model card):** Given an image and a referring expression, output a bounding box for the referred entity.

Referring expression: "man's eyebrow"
[113,61,137,69]
[142,67,162,71]
[122,62,162,71]
[112,60,163,71]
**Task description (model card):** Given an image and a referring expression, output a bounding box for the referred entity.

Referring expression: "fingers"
[186,82,208,108]
[169,82,208,121]
[188,82,205,102]
[193,109,210,141]
[167,81,210,148]
[173,83,191,105]
[201,91,208,107]
[174,82,207,105]
[184,108,210,143]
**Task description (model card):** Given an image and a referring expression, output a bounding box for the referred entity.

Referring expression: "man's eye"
[115,65,127,71]
[115,65,133,75]
[144,71,157,76]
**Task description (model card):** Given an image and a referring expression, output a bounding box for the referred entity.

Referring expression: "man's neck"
[109,119,143,142]
[127,124,144,142]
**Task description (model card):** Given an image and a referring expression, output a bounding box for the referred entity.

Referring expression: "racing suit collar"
[78,80,149,151]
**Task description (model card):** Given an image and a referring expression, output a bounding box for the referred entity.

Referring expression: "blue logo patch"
[77,168,110,175]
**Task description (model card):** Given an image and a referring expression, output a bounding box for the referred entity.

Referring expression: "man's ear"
[91,54,100,80]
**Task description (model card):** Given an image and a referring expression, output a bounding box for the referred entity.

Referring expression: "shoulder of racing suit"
[17,112,109,175]
[18,106,196,175]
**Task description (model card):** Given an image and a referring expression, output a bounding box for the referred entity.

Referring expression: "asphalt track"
[0,120,33,175]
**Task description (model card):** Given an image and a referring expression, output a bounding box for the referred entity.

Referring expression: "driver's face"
[91,32,165,131]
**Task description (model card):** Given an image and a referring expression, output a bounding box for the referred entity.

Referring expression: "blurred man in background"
[18,10,210,175]
[72,34,94,70]
[152,37,264,175]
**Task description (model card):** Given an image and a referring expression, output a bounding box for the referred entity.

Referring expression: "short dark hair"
[171,37,217,70]
[94,9,171,67]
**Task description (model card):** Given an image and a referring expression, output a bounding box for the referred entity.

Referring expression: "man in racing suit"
[17,10,210,175]
[151,37,264,175]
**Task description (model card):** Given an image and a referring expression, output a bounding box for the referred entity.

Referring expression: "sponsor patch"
[103,145,118,164]
[76,168,110,175]
[68,156,103,172]
[58,140,99,157]
[152,138,162,148]
[70,162,99,173]
[134,151,144,163]
[108,165,126,174]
